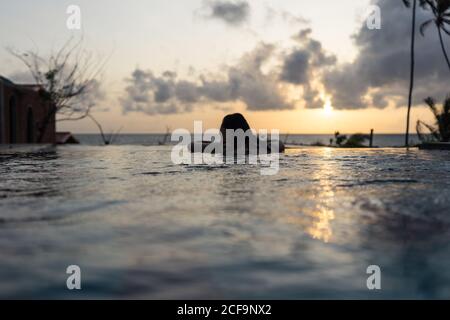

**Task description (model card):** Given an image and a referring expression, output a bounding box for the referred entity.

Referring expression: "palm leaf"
[416,120,440,141]
[442,96,450,141]
[443,25,450,35]
[419,120,442,140]
[420,19,434,35]
[425,97,441,119]
[444,95,450,114]
[419,95,450,142]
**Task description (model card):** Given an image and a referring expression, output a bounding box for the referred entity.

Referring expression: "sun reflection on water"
[283,148,337,243]
[306,203,335,243]
[308,149,337,242]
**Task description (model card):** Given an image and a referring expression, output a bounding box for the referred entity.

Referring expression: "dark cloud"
[121,43,296,115]
[175,81,200,103]
[199,77,237,102]
[228,43,293,110]
[280,28,336,108]
[120,27,340,114]
[281,50,310,84]
[203,0,250,26]
[121,69,190,115]
[281,29,336,85]
[303,85,324,109]
[324,0,450,110]
[124,0,450,114]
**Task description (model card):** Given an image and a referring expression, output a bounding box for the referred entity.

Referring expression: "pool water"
[1,145,450,299]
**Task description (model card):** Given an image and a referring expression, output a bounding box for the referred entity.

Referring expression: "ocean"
[1,141,450,298]
[74,133,420,148]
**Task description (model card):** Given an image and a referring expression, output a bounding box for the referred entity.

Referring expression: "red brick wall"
[0,81,55,144]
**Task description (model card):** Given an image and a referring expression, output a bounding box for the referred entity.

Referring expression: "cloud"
[120,27,340,114]
[124,1,450,114]
[120,69,191,115]
[121,43,298,115]
[227,43,294,110]
[324,0,450,110]
[279,28,336,108]
[202,0,250,26]
[281,50,310,85]
[264,7,309,27]
[303,85,325,109]
[280,29,337,86]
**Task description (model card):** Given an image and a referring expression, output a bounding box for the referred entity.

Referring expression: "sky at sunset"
[1,0,447,134]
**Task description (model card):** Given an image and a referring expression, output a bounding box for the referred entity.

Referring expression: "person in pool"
[190,113,285,154]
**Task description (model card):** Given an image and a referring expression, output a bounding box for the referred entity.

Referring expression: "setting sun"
[323,101,334,116]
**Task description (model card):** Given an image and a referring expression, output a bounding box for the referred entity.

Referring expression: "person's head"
[220,113,251,138]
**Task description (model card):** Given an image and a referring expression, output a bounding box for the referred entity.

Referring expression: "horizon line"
[70,132,412,135]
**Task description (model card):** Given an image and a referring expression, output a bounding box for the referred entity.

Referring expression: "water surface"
[1,145,450,299]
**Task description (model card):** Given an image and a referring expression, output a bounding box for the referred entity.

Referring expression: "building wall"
[0,78,55,144]
[0,82,4,143]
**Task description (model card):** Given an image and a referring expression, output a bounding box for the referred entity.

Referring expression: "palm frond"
[416,120,429,142]
[419,95,450,142]
[438,0,450,13]
[444,95,450,115]
[418,120,442,140]
[441,96,450,141]
[425,96,439,119]
[443,24,450,34]
[420,19,434,35]
[428,0,439,13]
[419,0,432,9]
[416,120,440,141]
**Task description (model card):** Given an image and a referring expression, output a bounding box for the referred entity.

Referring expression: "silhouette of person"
[190,113,285,154]
[220,113,285,154]
[219,113,251,139]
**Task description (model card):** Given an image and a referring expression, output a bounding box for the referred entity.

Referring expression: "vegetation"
[416,96,450,142]
[415,1,450,145]
[333,132,369,148]
[402,0,428,147]
[334,131,347,147]
[420,0,450,70]
[343,134,370,148]
[88,114,122,145]
[8,38,107,142]
[402,0,419,147]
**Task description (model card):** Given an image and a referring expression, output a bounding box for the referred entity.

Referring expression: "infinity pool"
[1,146,450,299]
